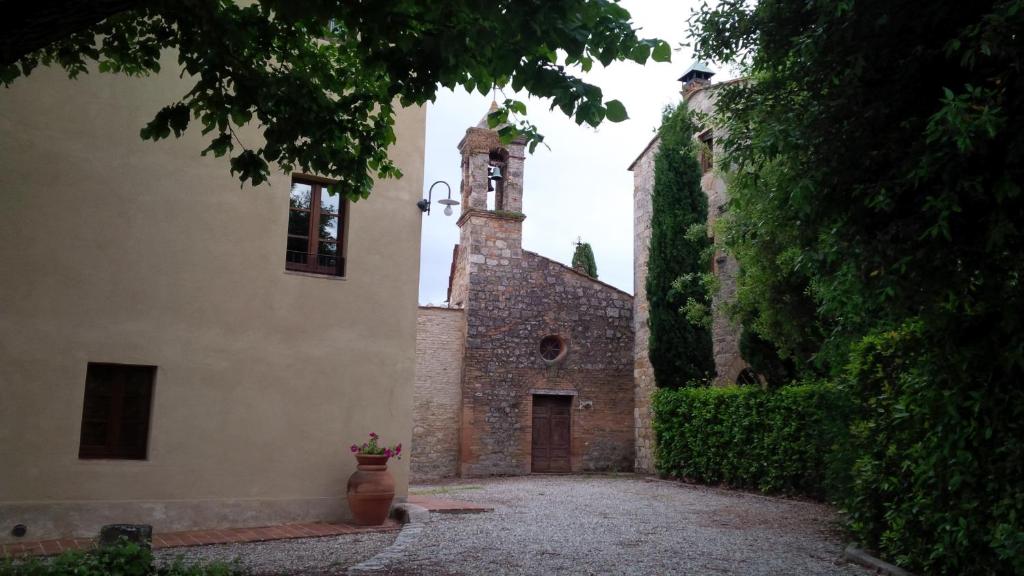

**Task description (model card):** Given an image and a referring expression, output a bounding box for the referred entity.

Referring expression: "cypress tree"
[571,241,598,278]
[646,105,715,387]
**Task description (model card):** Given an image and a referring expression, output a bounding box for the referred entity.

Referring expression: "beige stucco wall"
[411,306,464,481]
[0,60,425,542]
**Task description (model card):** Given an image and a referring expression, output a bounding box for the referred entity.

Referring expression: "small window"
[78,363,155,460]
[286,177,346,276]
[539,335,567,363]
[699,131,714,173]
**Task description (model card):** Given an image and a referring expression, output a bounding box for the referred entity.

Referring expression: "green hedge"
[652,382,852,498]
[842,324,1024,575]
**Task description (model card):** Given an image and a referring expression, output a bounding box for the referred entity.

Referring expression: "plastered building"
[0,58,425,543]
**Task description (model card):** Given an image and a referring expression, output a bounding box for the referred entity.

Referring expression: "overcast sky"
[417,1,714,305]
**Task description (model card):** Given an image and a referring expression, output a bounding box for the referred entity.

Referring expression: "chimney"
[678,61,716,95]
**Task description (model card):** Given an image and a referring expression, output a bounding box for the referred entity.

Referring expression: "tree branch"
[0,0,144,67]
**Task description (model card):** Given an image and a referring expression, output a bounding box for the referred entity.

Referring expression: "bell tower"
[447,102,527,308]
[456,101,526,214]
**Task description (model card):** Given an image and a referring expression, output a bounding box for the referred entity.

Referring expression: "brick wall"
[412,306,465,481]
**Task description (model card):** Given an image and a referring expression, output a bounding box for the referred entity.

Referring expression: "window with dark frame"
[78,363,155,460]
[286,178,346,276]
[539,335,566,363]
[699,131,714,173]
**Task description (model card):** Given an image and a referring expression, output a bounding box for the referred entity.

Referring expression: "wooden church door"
[531,395,571,472]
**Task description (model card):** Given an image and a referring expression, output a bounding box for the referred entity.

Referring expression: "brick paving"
[0,520,400,559]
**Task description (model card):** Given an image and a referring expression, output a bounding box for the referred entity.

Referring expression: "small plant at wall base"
[0,540,243,575]
[350,432,402,459]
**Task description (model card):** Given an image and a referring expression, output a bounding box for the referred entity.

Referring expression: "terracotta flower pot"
[346,454,395,525]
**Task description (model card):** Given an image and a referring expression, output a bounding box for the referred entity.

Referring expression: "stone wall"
[630,137,659,474]
[628,84,750,477]
[459,240,636,476]
[448,244,469,308]
[687,87,747,384]
[412,306,465,481]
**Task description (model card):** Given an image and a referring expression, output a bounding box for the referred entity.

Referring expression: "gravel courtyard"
[152,474,867,575]
[390,474,867,576]
[155,531,397,575]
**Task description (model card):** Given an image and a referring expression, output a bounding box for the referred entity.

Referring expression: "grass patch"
[409,485,484,496]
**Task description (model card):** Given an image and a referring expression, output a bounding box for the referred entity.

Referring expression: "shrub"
[571,241,598,278]
[652,382,852,498]
[688,0,1024,569]
[843,323,1024,575]
[0,540,245,576]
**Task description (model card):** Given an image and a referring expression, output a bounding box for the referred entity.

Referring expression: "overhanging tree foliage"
[571,240,598,278]
[692,0,1024,572]
[646,104,715,388]
[0,0,670,199]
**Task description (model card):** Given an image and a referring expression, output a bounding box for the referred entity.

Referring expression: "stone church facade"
[411,110,636,480]
[413,65,744,481]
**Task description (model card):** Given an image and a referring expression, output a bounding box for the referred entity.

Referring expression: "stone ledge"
[1,520,401,559]
[406,496,493,514]
[456,209,526,227]
[843,544,916,576]
[347,504,430,575]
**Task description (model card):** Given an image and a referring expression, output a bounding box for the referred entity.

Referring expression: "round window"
[539,335,566,363]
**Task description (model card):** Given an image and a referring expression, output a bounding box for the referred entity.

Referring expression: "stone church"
[413,64,744,480]
[412,108,636,480]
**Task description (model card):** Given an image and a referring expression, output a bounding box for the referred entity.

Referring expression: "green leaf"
[201,133,233,158]
[230,108,252,127]
[605,99,628,122]
[652,40,672,63]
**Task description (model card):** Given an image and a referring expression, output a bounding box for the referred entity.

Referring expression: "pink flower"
[350,444,359,453]
[395,443,402,454]
[369,432,379,439]
[384,449,393,458]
